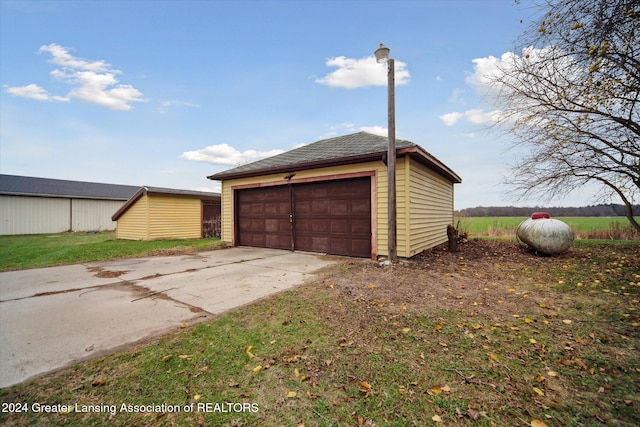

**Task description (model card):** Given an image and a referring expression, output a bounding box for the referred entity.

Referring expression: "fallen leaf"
[359,381,373,394]
[529,338,537,344]
[162,355,172,362]
[531,420,548,427]
[252,365,262,372]
[525,318,534,324]
[246,345,255,359]
[442,384,451,392]
[467,408,479,420]
[431,387,443,394]
[489,353,499,361]
[432,414,442,422]
[194,394,201,400]
[294,368,300,377]
[286,391,297,398]
[180,323,187,328]
[547,371,557,377]
[533,387,545,396]
[562,319,572,324]
[574,358,588,370]
[91,379,107,387]
[402,327,411,333]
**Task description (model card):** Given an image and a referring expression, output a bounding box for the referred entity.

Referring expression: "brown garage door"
[235,177,371,257]
[236,185,292,250]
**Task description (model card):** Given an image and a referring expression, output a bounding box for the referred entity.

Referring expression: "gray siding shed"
[0,175,138,235]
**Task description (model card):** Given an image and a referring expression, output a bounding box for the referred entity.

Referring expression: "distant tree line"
[456,204,640,217]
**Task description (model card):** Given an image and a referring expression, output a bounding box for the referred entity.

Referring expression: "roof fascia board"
[397,147,462,183]
[111,187,146,221]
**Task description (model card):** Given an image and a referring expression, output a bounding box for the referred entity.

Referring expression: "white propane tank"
[516,212,574,255]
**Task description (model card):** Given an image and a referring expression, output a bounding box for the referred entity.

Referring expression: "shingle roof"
[143,186,220,198]
[0,174,140,200]
[207,131,461,183]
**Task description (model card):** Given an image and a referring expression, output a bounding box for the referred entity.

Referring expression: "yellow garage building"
[207,132,461,259]
[112,186,221,240]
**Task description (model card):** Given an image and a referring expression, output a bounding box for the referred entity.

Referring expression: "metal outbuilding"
[0,174,139,235]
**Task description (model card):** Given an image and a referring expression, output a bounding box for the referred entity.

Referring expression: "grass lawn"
[0,232,225,272]
[461,217,637,240]
[1,239,638,426]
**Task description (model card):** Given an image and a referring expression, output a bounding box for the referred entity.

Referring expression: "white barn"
[0,175,139,235]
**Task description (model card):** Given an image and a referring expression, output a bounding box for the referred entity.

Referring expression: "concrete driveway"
[0,247,336,388]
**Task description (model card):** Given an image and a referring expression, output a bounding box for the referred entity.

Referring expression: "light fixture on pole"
[374,43,397,263]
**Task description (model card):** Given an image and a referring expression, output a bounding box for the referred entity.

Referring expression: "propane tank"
[516,213,574,255]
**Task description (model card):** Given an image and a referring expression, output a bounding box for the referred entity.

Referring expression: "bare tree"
[488,0,639,231]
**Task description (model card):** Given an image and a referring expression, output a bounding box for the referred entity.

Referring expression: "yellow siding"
[395,157,409,257]
[218,157,454,258]
[405,158,454,256]
[115,194,149,240]
[148,195,202,239]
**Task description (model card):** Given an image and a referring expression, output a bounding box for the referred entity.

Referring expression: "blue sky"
[1,0,599,209]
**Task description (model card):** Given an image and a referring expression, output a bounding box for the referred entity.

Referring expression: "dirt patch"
[86,266,129,278]
[325,239,638,322]
[146,247,198,257]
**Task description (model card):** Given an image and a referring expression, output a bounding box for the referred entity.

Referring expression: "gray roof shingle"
[142,186,220,198]
[207,131,461,183]
[0,174,140,200]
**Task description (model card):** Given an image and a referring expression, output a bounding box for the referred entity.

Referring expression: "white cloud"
[180,144,284,166]
[4,43,145,111]
[39,43,109,72]
[440,47,559,127]
[156,99,200,114]
[316,56,410,89]
[439,109,502,126]
[5,83,69,102]
[359,125,387,136]
[448,88,465,104]
[439,111,464,126]
[466,46,572,96]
